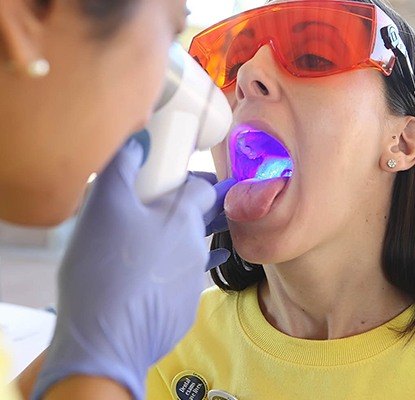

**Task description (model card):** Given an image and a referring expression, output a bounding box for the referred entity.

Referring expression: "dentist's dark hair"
[79,0,137,37]
[37,0,136,37]
[210,0,415,336]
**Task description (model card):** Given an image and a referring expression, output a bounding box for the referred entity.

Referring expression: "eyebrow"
[292,21,338,34]
[291,20,351,56]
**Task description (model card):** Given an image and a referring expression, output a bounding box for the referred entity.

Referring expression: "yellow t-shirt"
[0,335,21,400]
[147,285,415,399]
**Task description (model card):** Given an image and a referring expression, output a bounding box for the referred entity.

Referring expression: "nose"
[235,45,282,103]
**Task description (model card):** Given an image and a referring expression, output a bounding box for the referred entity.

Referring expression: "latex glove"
[190,171,236,270]
[33,138,217,400]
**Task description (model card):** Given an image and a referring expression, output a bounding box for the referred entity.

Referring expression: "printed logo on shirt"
[172,370,209,400]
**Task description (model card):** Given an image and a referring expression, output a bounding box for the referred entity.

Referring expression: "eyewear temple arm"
[381,25,415,95]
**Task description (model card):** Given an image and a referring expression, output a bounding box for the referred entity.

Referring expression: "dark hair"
[37,0,136,37]
[210,0,415,336]
[78,0,137,37]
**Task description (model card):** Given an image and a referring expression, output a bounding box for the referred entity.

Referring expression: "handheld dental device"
[136,43,232,203]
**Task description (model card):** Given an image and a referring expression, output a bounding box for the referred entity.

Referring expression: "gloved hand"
[190,171,236,270]
[32,138,222,400]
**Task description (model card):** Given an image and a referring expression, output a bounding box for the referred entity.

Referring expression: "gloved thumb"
[206,248,231,271]
[98,135,145,189]
[189,171,218,185]
[203,178,237,227]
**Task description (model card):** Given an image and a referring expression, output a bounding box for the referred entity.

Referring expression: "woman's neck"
[258,239,413,340]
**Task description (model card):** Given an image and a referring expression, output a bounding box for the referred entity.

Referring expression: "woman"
[147,0,415,398]
[0,0,234,399]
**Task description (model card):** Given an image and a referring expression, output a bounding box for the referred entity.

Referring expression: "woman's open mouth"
[229,128,293,181]
[225,126,293,222]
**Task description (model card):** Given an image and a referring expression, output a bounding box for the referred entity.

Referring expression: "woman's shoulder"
[197,285,235,313]
[197,284,256,323]
[171,284,258,353]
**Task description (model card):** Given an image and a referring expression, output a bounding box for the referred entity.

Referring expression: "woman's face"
[213,43,399,265]
[0,0,186,225]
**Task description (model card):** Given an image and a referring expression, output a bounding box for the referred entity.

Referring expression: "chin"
[31,195,80,227]
[0,204,75,228]
[231,232,278,265]
[0,184,81,227]
[34,209,76,227]
[234,240,301,266]
[229,222,301,265]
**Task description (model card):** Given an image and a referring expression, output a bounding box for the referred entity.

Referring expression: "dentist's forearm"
[15,350,47,400]
[17,354,134,400]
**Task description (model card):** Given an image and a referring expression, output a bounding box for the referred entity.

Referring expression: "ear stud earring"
[387,159,398,168]
[27,59,50,78]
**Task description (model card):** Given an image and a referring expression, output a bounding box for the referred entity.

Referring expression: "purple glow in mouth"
[229,128,293,182]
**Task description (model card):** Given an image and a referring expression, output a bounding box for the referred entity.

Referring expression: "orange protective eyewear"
[189,0,415,92]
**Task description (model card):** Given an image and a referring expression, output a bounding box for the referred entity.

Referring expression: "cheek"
[96,1,175,125]
[109,33,171,129]
[224,88,237,110]
[211,88,237,179]
[292,114,371,226]
[211,140,229,180]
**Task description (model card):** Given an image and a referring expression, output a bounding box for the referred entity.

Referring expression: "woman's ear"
[380,116,415,172]
[0,0,50,76]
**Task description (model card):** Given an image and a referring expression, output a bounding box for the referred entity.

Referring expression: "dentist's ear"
[0,0,50,77]
[380,116,415,172]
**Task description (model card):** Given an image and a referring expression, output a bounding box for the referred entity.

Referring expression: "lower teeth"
[255,157,293,180]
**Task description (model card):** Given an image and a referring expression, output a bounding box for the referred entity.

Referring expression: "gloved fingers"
[97,136,145,190]
[189,171,218,185]
[205,248,231,271]
[205,212,228,236]
[176,175,216,216]
[203,178,237,226]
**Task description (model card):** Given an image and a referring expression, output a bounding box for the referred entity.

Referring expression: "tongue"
[224,178,287,222]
